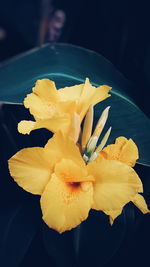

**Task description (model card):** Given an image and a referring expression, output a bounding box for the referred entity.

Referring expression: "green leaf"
[0,43,150,166]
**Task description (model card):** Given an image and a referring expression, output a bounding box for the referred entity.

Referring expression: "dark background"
[0,0,150,117]
[0,1,150,267]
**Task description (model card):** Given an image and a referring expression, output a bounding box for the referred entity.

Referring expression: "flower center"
[69,182,80,188]
[61,182,81,204]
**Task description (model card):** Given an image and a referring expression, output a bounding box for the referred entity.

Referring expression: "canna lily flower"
[18,78,111,136]
[8,132,149,233]
[8,132,94,233]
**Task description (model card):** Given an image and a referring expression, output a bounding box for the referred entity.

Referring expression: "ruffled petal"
[100,137,139,167]
[32,79,59,102]
[78,78,111,120]
[40,173,93,233]
[8,147,51,195]
[18,114,70,134]
[18,120,36,134]
[59,84,84,101]
[59,78,111,121]
[132,194,150,213]
[24,93,59,119]
[87,156,143,214]
[23,79,60,119]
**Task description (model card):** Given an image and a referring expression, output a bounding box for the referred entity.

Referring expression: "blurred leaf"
[0,43,149,166]
[0,198,42,267]
[74,206,135,267]
[43,223,76,267]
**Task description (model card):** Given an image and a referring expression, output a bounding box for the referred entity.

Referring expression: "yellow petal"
[32,79,59,102]
[132,194,150,213]
[8,147,51,195]
[100,137,139,167]
[59,78,111,122]
[40,173,93,233]
[58,84,84,101]
[24,79,60,119]
[24,93,59,119]
[78,78,111,121]
[67,113,81,143]
[22,79,110,135]
[118,138,139,167]
[55,158,94,183]
[81,105,94,151]
[87,156,143,214]
[59,100,77,115]
[18,114,70,135]
[92,84,111,105]
[44,131,85,167]
[106,209,122,225]
[18,120,36,134]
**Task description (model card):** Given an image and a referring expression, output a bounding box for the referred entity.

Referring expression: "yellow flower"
[18,78,111,136]
[8,132,149,233]
[96,137,149,223]
[100,136,139,167]
[8,132,94,233]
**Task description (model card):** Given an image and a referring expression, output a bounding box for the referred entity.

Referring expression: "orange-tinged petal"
[87,156,143,213]
[18,114,70,135]
[44,132,85,167]
[100,137,139,167]
[40,173,93,233]
[8,147,51,195]
[55,159,94,183]
[132,194,150,213]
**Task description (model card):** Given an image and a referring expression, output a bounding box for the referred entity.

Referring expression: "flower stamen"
[81,105,94,151]
[96,127,112,153]
[93,106,110,139]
